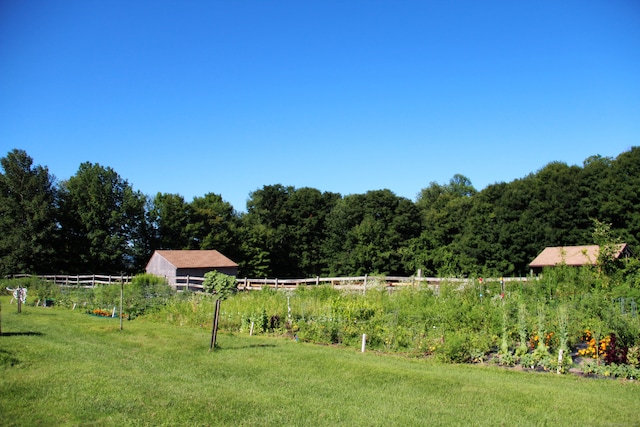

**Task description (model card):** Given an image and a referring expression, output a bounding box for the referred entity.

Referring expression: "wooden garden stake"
[119,280,124,331]
[557,349,564,374]
[210,299,221,351]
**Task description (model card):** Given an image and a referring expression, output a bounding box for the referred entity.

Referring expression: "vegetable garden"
[3,263,640,379]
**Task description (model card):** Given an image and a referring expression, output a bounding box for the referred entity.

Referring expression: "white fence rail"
[234,275,531,292]
[6,273,532,293]
[7,274,133,288]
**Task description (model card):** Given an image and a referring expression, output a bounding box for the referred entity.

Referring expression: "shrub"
[436,330,473,363]
[90,274,174,319]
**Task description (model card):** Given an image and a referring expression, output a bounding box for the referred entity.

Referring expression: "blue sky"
[1,1,639,212]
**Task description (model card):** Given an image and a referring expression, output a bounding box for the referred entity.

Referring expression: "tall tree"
[147,192,190,250]
[186,193,239,259]
[409,176,477,276]
[324,189,422,276]
[242,185,339,277]
[282,187,340,276]
[0,149,58,275]
[58,162,147,273]
[602,148,640,247]
[241,184,290,277]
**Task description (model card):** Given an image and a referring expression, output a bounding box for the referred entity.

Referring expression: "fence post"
[275,278,279,290]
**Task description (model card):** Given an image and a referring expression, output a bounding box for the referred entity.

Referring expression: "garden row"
[3,265,640,378]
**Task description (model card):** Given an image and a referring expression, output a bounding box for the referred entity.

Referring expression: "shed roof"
[529,244,629,268]
[151,250,238,269]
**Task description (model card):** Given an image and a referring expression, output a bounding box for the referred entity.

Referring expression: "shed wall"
[145,253,177,285]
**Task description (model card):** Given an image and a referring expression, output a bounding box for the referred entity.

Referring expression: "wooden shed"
[145,250,238,286]
[529,244,630,274]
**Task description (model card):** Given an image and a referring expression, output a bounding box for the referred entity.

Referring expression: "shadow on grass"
[216,343,277,350]
[0,331,43,337]
[0,349,21,367]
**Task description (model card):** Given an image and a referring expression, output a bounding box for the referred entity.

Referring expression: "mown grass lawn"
[1,297,639,426]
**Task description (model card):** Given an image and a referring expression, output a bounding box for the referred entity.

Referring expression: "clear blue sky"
[1,1,639,212]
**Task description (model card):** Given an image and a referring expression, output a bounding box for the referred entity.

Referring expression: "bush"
[127,274,174,318]
[91,274,174,319]
[436,330,473,363]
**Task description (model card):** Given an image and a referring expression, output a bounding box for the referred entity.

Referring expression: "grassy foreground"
[1,297,639,426]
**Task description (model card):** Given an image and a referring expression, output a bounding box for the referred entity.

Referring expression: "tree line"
[1,147,639,278]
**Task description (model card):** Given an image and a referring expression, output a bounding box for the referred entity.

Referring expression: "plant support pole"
[119,281,124,331]
[557,349,564,374]
[210,299,221,351]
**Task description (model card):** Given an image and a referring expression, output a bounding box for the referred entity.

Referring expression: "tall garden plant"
[202,270,237,350]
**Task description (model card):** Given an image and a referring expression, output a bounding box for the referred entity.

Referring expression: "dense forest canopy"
[1,147,639,277]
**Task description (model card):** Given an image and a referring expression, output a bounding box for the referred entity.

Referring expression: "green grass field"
[1,297,639,426]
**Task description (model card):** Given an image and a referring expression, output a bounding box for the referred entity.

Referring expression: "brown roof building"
[529,244,631,273]
[145,250,238,286]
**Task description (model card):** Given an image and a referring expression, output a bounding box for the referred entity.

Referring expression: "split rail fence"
[7,274,133,287]
[232,275,531,293]
[5,273,531,293]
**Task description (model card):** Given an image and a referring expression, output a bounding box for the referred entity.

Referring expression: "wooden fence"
[7,274,133,287]
[234,275,531,292]
[174,274,532,292]
[6,273,532,293]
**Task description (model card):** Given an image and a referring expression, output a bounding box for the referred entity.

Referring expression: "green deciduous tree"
[324,189,422,276]
[601,148,640,248]
[58,162,147,273]
[409,176,476,276]
[186,193,240,260]
[147,192,190,251]
[0,149,58,275]
[242,185,339,277]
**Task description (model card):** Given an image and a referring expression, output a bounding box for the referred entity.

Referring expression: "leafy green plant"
[627,345,640,368]
[202,270,236,299]
[515,302,529,358]
[436,330,473,363]
[202,270,238,349]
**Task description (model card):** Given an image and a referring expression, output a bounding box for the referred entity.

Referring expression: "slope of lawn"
[1,297,639,426]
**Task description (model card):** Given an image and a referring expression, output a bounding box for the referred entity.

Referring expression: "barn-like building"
[145,250,238,286]
[529,244,631,274]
